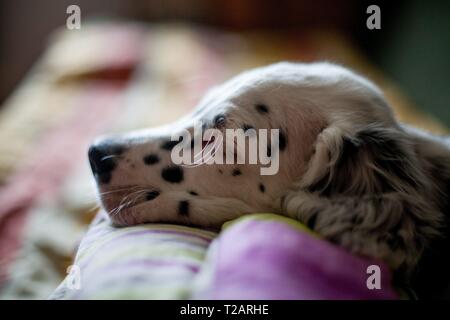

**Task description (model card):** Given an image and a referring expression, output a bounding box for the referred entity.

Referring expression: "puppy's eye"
[213,115,226,128]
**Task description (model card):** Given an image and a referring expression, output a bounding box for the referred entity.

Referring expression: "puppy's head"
[89,62,447,272]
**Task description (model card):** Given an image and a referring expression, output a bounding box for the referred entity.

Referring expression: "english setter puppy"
[88,62,450,297]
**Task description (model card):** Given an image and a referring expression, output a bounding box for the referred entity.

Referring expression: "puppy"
[88,62,450,297]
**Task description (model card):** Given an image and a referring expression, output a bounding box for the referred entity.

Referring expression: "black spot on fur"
[259,183,265,193]
[178,200,190,216]
[255,104,269,114]
[146,190,160,201]
[189,191,198,196]
[161,137,182,151]
[278,130,287,151]
[143,154,160,165]
[232,168,241,176]
[161,166,184,183]
[218,169,223,174]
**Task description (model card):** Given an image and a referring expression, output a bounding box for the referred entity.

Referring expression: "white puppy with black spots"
[89,62,450,297]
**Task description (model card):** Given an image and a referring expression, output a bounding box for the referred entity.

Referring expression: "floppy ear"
[283,124,443,274]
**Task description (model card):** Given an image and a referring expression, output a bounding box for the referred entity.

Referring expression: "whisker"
[100,155,122,161]
[110,189,149,217]
[86,203,100,213]
[99,186,141,196]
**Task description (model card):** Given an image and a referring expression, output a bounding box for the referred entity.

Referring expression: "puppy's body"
[88,62,450,298]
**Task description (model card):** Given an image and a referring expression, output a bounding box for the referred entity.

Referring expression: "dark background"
[0,0,449,126]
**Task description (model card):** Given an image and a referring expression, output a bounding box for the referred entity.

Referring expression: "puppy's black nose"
[88,142,124,184]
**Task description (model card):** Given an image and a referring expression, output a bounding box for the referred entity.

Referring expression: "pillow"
[50,213,397,299]
[49,212,216,299]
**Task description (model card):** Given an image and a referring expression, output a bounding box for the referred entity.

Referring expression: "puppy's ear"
[307,126,425,195]
[285,125,443,273]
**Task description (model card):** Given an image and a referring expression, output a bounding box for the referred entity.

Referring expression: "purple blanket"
[195,215,397,299]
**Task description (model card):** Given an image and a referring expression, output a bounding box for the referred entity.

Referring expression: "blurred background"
[1,0,449,124]
[0,0,449,299]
